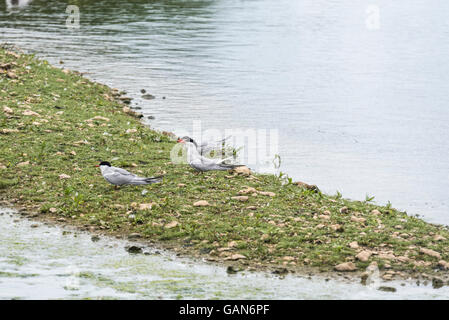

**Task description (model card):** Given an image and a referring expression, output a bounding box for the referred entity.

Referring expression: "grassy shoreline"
[2,46,449,284]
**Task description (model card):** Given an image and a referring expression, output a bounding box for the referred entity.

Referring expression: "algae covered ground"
[2,46,449,282]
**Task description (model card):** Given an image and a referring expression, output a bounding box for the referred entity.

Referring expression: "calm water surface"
[1,0,449,224]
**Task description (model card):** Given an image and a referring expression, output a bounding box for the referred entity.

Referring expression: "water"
[1,208,448,299]
[1,0,449,224]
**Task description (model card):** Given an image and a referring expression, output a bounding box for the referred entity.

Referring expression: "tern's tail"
[144,175,164,184]
[130,175,164,185]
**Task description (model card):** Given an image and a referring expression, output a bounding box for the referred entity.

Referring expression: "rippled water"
[1,0,449,224]
[2,208,449,299]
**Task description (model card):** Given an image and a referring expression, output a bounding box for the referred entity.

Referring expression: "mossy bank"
[1,46,449,284]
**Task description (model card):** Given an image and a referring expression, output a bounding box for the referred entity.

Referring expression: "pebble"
[194,200,210,207]
[419,247,441,259]
[334,262,357,271]
[356,250,372,262]
[339,206,349,214]
[125,246,143,254]
[231,196,249,202]
[165,221,179,229]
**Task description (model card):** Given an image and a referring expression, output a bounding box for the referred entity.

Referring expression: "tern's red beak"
[95,165,99,167]
[177,138,184,143]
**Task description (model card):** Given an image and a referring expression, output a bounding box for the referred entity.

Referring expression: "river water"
[2,208,449,299]
[1,0,449,299]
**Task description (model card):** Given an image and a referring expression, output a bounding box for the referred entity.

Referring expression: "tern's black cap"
[99,161,111,167]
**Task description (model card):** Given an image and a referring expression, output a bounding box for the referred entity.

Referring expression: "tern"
[179,135,232,156]
[96,161,163,187]
[177,137,243,172]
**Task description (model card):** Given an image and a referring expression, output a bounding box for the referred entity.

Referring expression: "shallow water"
[1,208,448,299]
[1,0,448,224]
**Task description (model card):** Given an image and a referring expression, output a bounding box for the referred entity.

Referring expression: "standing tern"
[177,137,243,172]
[96,161,163,187]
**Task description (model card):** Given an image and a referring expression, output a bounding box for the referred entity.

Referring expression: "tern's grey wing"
[103,170,134,185]
[111,166,134,176]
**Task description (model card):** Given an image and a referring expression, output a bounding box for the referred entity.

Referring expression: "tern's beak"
[95,165,100,167]
[177,138,185,143]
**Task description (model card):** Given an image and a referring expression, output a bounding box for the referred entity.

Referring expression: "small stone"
[228,241,237,248]
[339,206,349,214]
[226,266,240,274]
[382,274,393,281]
[232,166,251,176]
[378,286,396,292]
[91,115,110,122]
[432,278,444,289]
[194,200,210,207]
[126,246,143,254]
[22,110,40,116]
[420,247,441,259]
[334,262,357,272]
[282,256,295,261]
[258,191,276,197]
[293,181,320,192]
[260,234,269,241]
[356,250,372,262]
[91,235,100,242]
[238,187,257,194]
[438,260,449,270]
[128,233,141,240]
[3,106,13,114]
[351,216,366,223]
[226,254,246,261]
[331,224,344,232]
[7,71,18,79]
[349,241,359,249]
[371,209,381,215]
[138,203,154,210]
[319,215,330,220]
[165,221,179,229]
[1,129,19,134]
[142,94,155,100]
[177,183,186,187]
[59,174,71,179]
[433,235,446,241]
[231,196,249,202]
[17,161,30,167]
[126,128,137,134]
[49,208,57,213]
[247,206,257,210]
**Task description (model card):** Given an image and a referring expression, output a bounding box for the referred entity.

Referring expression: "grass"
[2,46,449,280]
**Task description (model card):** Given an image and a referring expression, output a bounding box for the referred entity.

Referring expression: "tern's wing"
[111,166,134,176]
[198,136,232,154]
[103,170,133,185]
